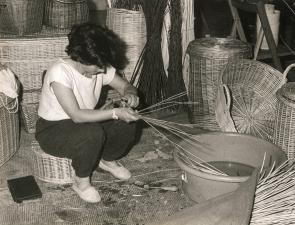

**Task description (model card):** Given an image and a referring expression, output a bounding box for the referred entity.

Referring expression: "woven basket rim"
[187,37,252,58]
[50,0,86,4]
[106,7,144,14]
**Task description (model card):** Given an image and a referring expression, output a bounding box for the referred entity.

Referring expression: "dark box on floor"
[7,175,42,203]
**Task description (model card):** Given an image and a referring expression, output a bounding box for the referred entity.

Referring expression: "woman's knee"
[72,123,106,145]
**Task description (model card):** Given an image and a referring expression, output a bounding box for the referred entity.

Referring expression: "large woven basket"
[186,37,252,131]
[0,0,45,35]
[31,140,74,184]
[106,8,146,83]
[0,93,19,167]
[44,0,89,29]
[217,59,289,142]
[0,29,69,133]
[274,70,295,160]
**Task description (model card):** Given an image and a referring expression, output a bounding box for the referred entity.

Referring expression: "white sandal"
[72,185,101,203]
[99,160,131,180]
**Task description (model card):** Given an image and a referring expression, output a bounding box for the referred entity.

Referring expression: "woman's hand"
[122,93,139,108]
[114,107,140,123]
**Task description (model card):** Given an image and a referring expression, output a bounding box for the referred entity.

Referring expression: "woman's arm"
[108,73,139,108]
[51,82,139,123]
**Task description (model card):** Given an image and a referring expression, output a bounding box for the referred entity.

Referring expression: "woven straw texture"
[0,93,19,167]
[187,37,252,131]
[44,0,89,29]
[0,29,69,133]
[219,59,287,142]
[274,74,295,160]
[106,8,146,83]
[31,140,74,184]
[0,0,45,35]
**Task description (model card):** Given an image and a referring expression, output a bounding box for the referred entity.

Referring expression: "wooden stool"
[31,140,74,184]
[228,0,285,72]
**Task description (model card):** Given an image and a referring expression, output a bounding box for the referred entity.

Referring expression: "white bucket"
[256,5,280,50]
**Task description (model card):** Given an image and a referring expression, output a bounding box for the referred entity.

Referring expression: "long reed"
[251,161,295,225]
[138,92,227,175]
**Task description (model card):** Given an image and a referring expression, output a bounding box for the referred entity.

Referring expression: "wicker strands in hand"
[0,93,19,167]
[106,8,146,83]
[44,0,89,29]
[0,0,45,35]
[31,140,74,184]
[218,59,288,142]
[187,37,252,131]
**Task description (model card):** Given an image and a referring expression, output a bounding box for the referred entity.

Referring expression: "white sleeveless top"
[38,58,115,121]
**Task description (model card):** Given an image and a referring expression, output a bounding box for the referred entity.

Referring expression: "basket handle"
[283,63,295,79]
[215,84,237,132]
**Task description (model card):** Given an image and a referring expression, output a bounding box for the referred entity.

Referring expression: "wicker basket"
[0,0,45,35]
[274,66,295,160]
[186,37,252,131]
[217,59,288,142]
[106,8,146,83]
[0,30,69,132]
[31,140,74,184]
[44,0,89,29]
[0,35,68,91]
[0,93,19,167]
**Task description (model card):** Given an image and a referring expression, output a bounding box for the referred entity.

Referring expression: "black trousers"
[35,117,139,178]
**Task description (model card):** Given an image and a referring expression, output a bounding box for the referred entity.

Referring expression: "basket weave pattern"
[106,8,146,83]
[187,37,252,130]
[219,59,287,142]
[0,0,45,35]
[0,32,69,133]
[0,93,19,167]
[44,0,89,29]
[274,82,295,160]
[32,140,74,184]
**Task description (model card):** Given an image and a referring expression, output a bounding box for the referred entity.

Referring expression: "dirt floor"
[0,113,197,225]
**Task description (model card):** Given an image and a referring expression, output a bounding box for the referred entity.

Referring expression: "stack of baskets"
[0,0,89,36]
[0,93,19,167]
[106,8,146,83]
[186,37,252,130]
[0,31,69,133]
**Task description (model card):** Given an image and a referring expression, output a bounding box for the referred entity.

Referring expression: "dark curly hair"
[66,23,129,70]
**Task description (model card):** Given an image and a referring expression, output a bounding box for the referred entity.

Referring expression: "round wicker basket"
[274,81,295,160]
[31,140,74,184]
[106,8,146,83]
[0,93,19,167]
[186,37,252,131]
[44,0,89,29]
[218,59,288,142]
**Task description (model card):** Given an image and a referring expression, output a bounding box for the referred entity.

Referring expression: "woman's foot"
[99,159,131,180]
[72,176,101,203]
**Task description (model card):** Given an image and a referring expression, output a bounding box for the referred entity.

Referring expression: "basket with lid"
[186,37,252,131]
